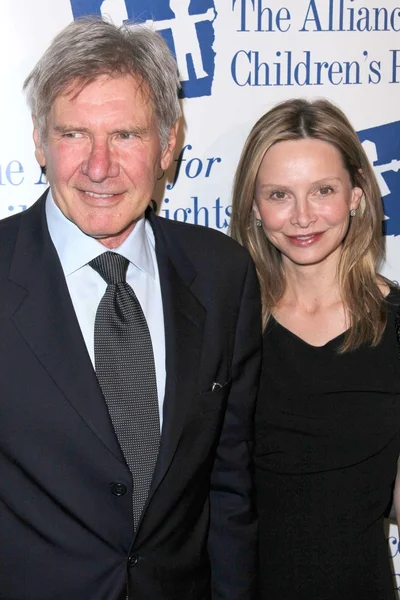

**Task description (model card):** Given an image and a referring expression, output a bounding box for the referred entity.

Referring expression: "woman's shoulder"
[382,279,400,307]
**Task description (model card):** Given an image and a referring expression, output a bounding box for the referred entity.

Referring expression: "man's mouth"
[84,191,115,199]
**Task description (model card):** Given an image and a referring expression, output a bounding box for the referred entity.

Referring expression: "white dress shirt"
[45,190,166,429]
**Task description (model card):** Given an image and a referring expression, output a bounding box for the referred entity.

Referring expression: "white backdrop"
[1,0,400,592]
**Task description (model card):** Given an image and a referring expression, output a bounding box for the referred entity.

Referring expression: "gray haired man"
[0,17,260,600]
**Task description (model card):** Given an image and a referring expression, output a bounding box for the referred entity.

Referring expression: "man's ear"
[160,120,179,171]
[32,118,46,168]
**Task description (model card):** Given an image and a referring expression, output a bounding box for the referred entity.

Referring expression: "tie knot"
[89,252,129,284]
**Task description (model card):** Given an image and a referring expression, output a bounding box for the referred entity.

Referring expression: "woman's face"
[253,138,363,270]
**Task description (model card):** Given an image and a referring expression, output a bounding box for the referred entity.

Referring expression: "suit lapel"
[9,194,124,462]
[147,211,206,493]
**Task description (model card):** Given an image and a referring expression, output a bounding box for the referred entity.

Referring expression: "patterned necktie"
[89,251,160,527]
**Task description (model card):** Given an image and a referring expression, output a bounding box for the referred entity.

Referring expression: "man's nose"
[81,140,120,182]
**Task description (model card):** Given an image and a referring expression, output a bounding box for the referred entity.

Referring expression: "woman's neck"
[280,257,341,313]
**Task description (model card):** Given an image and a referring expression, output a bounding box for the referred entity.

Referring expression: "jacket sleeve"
[208,255,261,600]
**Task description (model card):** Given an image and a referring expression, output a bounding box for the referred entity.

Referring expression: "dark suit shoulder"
[0,209,23,233]
[0,210,24,256]
[153,214,250,265]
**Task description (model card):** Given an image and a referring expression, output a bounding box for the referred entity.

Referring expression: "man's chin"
[78,223,138,249]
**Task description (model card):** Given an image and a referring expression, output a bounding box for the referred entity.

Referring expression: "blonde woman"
[231,98,400,599]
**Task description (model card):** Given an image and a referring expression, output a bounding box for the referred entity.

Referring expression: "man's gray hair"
[24,17,182,147]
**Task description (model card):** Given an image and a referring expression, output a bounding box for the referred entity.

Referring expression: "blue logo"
[70,0,217,98]
[358,121,400,237]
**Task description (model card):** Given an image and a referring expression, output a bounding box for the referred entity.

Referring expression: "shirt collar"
[45,189,155,279]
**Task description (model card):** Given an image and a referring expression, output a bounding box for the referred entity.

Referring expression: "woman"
[230,98,400,599]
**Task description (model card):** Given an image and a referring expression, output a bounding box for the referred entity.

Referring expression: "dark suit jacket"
[0,191,261,600]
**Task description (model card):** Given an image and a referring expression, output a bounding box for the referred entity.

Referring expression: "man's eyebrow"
[53,125,90,134]
[111,126,148,136]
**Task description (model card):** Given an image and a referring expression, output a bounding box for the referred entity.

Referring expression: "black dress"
[256,289,400,599]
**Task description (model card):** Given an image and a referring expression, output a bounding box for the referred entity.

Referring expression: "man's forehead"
[55,73,151,106]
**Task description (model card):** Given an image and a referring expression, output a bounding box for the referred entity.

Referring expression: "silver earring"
[350,209,357,217]
[256,218,262,227]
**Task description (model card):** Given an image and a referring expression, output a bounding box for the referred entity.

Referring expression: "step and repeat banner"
[1,0,400,592]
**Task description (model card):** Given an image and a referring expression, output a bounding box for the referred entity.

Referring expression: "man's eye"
[118,132,134,140]
[63,132,82,139]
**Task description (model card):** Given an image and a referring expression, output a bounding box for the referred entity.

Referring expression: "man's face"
[34,74,178,248]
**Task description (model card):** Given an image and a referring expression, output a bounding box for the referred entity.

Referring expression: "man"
[0,18,260,600]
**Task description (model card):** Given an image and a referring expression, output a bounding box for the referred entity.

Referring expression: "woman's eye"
[319,186,334,196]
[270,190,286,200]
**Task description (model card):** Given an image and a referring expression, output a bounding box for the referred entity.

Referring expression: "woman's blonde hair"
[230,98,387,351]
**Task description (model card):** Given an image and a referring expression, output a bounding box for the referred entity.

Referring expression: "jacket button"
[110,482,127,496]
[128,555,138,567]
